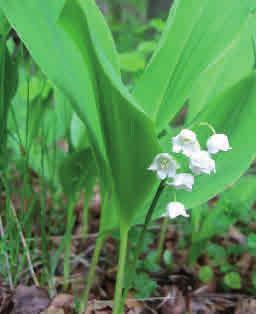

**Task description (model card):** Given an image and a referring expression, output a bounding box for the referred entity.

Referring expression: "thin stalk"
[63,198,76,290]
[156,191,176,262]
[2,176,39,286]
[39,116,51,286]
[9,201,39,286]
[113,226,129,314]
[0,216,13,289]
[82,185,94,238]
[0,33,7,158]
[198,122,216,134]
[156,215,169,262]
[120,181,165,310]
[79,234,106,314]
[21,45,31,205]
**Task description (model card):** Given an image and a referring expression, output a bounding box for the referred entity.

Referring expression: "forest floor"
[1,182,256,314]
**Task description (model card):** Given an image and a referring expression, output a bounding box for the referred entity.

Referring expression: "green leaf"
[252,271,256,288]
[59,0,160,228]
[133,0,254,131]
[198,266,214,283]
[142,251,160,273]
[119,51,145,73]
[224,272,241,289]
[58,149,97,197]
[207,244,227,266]
[138,41,157,56]
[247,233,256,257]
[187,19,254,123]
[77,0,120,77]
[163,250,173,269]
[2,0,160,231]
[70,113,90,150]
[154,73,256,218]
[0,9,10,35]
[0,30,17,166]
[195,207,233,242]
[132,272,157,298]
[221,175,256,208]
[0,0,109,186]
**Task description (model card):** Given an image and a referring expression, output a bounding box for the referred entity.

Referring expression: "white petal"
[180,129,197,142]
[172,129,200,157]
[172,136,182,153]
[167,169,176,178]
[182,141,201,157]
[157,170,168,180]
[207,134,231,154]
[167,202,189,219]
[148,162,158,171]
[171,173,194,191]
[148,153,179,180]
[189,151,216,175]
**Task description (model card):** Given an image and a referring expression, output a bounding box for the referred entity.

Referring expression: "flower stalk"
[113,226,129,314]
[79,233,106,314]
[119,181,166,312]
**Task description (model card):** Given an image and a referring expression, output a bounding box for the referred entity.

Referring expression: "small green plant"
[224,272,242,290]
[198,266,214,283]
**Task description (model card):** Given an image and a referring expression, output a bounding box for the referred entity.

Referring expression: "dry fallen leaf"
[84,301,112,314]
[51,294,73,310]
[235,298,256,314]
[159,287,186,314]
[0,282,13,314]
[42,294,74,314]
[42,308,64,314]
[125,293,144,314]
[11,285,50,314]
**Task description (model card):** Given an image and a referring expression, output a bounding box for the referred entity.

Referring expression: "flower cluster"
[148,128,231,219]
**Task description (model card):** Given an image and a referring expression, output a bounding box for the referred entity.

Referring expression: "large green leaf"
[1,0,160,229]
[0,0,109,185]
[221,175,256,207]
[133,0,255,131]
[0,9,9,35]
[70,113,90,151]
[187,19,255,123]
[154,73,256,218]
[0,27,17,166]
[58,148,97,197]
[60,0,160,226]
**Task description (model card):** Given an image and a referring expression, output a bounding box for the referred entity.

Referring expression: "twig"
[0,216,13,289]
[10,201,39,286]
[94,296,176,303]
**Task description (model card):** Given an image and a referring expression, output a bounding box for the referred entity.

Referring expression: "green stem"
[39,123,51,284]
[82,201,89,238]
[198,122,216,134]
[82,185,94,238]
[156,215,169,262]
[113,226,129,314]
[120,181,165,310]
[79,234,106,314]
[0,34,7,159]
[64,199,76,289]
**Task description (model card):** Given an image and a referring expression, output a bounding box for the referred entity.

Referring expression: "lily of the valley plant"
[149,127,231,219]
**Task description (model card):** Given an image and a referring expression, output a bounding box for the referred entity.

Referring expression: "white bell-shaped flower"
[172,129,200,157]
[166,202,189,219]
[207,134,231,154]
[169,173,194,191]
[189,150,216,175]
[148,153,180,180]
